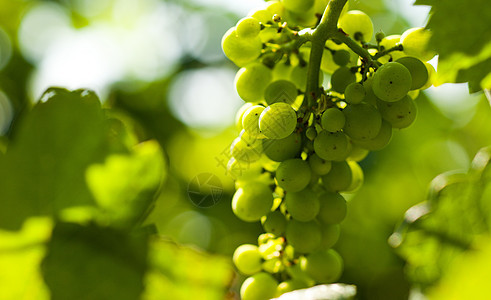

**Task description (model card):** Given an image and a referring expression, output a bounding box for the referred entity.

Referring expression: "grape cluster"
[222,1,435,299]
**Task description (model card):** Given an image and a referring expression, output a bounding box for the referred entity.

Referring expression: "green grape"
[282,0,315,13]
[338,10,374,42]
[376,95,417,129]
[401,27,436,62]
[333,50,351,66]
[319,224,340,249]
[236,17,261,38]
[353,120,392,151]
[346,160,363,192]
[264,80,298,105]
[378,35,405,64]
[259,239,280,259]
[232,183,274,222]
[290,64,323,92]
[313,130,349,161]
[227,157,263,181]
[321,161,352,192]
[308,153,332,175]
[321,49,338,74]
[266,1,285,16]
[273,62,293,81]
[346,144,369,162]
[396,56,429,90]
[248,9,274,24]
[321,108,346,132]
[235,62,273,102]
[306,127,318,141]
[242,105,265,137]
[285,188,320,222]
[330,66,356,93]
[233,244,263,275]
[231,136,263,163]
[241,272,278,300]
[361,77,378,106]
[222,28,262,67]
[421,62,435,90]
[344,82,365,104]
[300,249,343,283]
[275,158,311,192]
[276,279,309,296]
[343,103,382,140]
[284,8,318,28]
[372,62,412,102]
[258,233,275,245]
[262,132,302,162]
[285,220,321,253]
[262,257,283,274]
[259,103,297,139]
[317,192,347,224]
[261,210,287,235]
[236,102,254,130]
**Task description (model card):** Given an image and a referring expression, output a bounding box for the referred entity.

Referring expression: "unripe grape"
[236,17,261,38]
[396,56,429,90]
[346,144,369,162]
[308,153,332,175]
[344,82,365,104]
[261,211,287,235]
[273,62,293,81]
[275,158,311,192]
[264,80,298,105]
[313,130,349,161]
[227,157,262,181]
[235,63,273,102]
[259,103,297,139]
[378,35,404,64]
[241,272,278,300]
[222,28,262,67]
[346,160,363,192]
[331,66,356,93]
[285,220,322,253]
[421,62,435,90]
[231,135,263,163]
[248,9,274,23]
[276,279,309,296]
[232,183,274,222]
[321,108,346,132]
[266,1,285,17]
[343,103,382,140]
[338,10,374,42]
[300,249,343,283]
[263,132,301,162]
[236,103,254,130]
[321,161,352,192]
[333,50,351,66]
[319,224,340,249]
[353,120,392,151]
[376,95,417,129]
[401,27,436,62]
[233,244,263,275]
[282,0,315,14]
[372,62,412,102]
[242,105,265,137]
[285,188,320,222]
[317,192,347,224]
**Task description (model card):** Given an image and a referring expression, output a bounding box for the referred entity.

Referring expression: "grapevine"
[222,0,435,298]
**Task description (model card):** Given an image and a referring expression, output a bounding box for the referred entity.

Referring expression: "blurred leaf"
[41,222,148,300]
[415,0,491,90]
[0,217,52,300]
[143,237,233,300]
[86,140,166,226]
[392,146,491,287]
[273,284,357,300]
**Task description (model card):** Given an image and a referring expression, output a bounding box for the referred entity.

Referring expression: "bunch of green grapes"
[222,1,435,299]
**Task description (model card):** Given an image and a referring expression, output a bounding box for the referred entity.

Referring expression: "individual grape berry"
[331,66,356,93]
[227,157,263,181]
[263,132,302,162]
[346,144,369,162]
[242,105,265,137]
[421,62,435,90]
[344,82,365,104]
[273,62,293,81]
[282,0,315,14]
[236,17,261,38]
[230,135,263,163]
[232,183,274,222]
[235,63,273,102]
[378,35,404,64]
[313,130,349,161]
[264,80,298,105]
[346,160,364,192]
[285,188,320,222]
[275,158,311,192]
[343,103,382,140]
[319,224,341,250]
[261,211,287,235]
[248,9,274,23]
[401,27,436,62]
[240,272,278,300]
[300,249,343,283]
[308,153,332,175]
[372,62,412,102]
[285,219,322,253]
[333,50,351,66]
[233,244,263,275]
[222,28,262,67]
[353,120,392,151]
[259,103,297,139]
[376,95,417,129]
[306,127,317,141]
[317,192,347,224]
[276,279,309,296]
[321,161,352,192]
[396,56,429,90]
[338,10,374,42]
[321,108,346,132]
[266,1,285,17]
[236,103,254,130]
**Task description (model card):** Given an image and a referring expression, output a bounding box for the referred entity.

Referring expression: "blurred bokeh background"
[0,0,489,299]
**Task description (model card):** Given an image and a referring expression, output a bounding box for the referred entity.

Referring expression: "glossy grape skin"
[330,66,356,93]
[401,27,436,62]
[241,272,278,300]
[285,188,320,222]
[376,95,417,129]
[222,28,262,67]
[275,158,311,192]
[321,108,346,132]
[285,220,322,253]
[232,183,274,222]
[313,130,349,161]
[319,224,340,249]
[317,192,347,224]
[263,132,302,162]
[261,210,287,235]
[378,35,405,64]
[353,120,392,151]
[236,103,254,131]
[282,0,315,13]
[338,10,374,42]
[343,103,382,140]
[230,135,263,163]
[235,63,273,102]
[344,82,365,104]
[333,50,351,66]
[264,80,298,105]
[259,103,297,140]
[300,249,343,283]
[396,56,429,90]
[276,279,309,296]
[308,153,332,175]
[372,62,412,102]
[242,105,265,137]
[236,17,261,38]
[321,161,352,192]
[233,244,263,275]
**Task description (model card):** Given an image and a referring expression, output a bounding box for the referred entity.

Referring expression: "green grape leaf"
[142,238,233,300]
[414,0,491,91]
[41,222,148,300]
[273,284,357,300]
[391,146,491,287]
